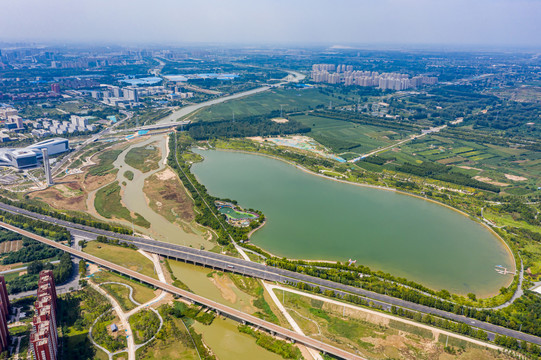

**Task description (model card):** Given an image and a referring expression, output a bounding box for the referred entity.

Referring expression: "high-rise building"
[50,84,60,94]
[0,276,10,354]
[30,271,58,360]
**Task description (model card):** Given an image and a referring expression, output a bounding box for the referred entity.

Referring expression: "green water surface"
[191,149,514,296]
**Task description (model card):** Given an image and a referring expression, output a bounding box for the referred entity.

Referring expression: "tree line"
[187,112,310,140]
[0,196,132,235]
[167,134,265,248]
[2,238,62,265]
[395,161,500,192]
[268,257,541,341]
[0,209,71,243]
[7,252,72,294]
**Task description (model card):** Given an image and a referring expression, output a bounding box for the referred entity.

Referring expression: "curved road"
[156,70,305,125]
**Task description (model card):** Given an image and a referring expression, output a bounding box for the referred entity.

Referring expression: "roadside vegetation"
[101,283,137,311]
[238,325,303,359]
[280,290,515,360]
[0,194,132,235]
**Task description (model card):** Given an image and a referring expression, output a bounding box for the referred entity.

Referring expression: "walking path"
[349,125,446,162]
[88,249,168,360]
[89,282,136,360]
[266,284,507,352]
[99,282,141,306]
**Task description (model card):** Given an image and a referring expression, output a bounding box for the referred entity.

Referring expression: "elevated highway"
[1,202,541,346]
[0,221,364,360]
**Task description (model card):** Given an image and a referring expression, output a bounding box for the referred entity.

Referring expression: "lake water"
[191,149,514,297]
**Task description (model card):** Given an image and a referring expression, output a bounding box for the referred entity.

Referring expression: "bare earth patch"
[29,181,87,212]
[504,173,528,181]
[143,168,195,223]
[0,240,22,254]
[155,168,176,181]
[209,273,237,304]
[458,165,483,171]
[474,176,510,187]
[271,118,289,123]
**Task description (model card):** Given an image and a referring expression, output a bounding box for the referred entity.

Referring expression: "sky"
[1,0,540,48]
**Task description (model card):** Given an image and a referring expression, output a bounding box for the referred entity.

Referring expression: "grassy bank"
[94,181,150,228]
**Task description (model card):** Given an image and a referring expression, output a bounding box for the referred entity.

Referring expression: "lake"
[191,149,514,297]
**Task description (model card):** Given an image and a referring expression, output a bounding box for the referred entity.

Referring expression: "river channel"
[191,149,514,297]
[89,135,209,248]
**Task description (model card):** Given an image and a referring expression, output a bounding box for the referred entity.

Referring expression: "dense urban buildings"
[30,270,58,360]
[311,64,437,90]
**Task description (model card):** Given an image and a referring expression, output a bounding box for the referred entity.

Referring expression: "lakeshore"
[191,148,515,297]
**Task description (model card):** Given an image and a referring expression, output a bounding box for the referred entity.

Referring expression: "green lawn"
[484,209,541,234]
[84,242,158,279]
[94,181,150,228]
[188,88,351,123]
[88,150,123,177]
[101,283,138,311]
[91,271,157,304]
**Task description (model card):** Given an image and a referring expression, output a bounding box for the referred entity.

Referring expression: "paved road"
[52,110,133,176]
[89,282,136,360]
[0,221,364,360]
[155,70,305,126]
[1,202,540,346]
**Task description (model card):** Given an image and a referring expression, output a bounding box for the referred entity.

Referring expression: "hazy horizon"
[1,0,540,49]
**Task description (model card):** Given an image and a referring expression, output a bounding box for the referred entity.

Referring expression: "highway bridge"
[1,201,541,347]
[131,119,190,132]
[0,221,364,360]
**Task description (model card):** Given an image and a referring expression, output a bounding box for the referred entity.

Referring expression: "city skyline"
[0,0,540,48]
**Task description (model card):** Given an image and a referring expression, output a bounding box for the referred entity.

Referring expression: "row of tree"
[167,134,264,247]
[2,238,62,265]
[0,196,132,235]
[273,256,541,339]
[396,161,500,192]
[187,112,310,140]
[0,209,71,243]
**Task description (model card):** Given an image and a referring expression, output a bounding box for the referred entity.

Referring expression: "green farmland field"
[187,88,350,123]
[293,114,412,159]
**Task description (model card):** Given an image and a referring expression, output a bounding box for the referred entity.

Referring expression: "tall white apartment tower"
[41,148,53,186]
